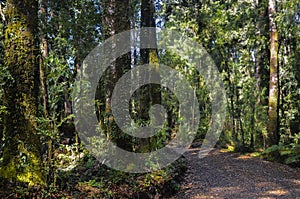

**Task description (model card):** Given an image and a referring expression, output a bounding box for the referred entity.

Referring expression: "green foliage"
[262,142,300,166]
[78,178,105,189]
[50,153,185,198]
[158,49,211,142]
[162,0,299,153]
[0,0,299,196]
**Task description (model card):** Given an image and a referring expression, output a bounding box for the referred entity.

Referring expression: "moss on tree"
[0,0,45,186]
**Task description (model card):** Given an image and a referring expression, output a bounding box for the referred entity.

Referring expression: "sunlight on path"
[170,148,300,199]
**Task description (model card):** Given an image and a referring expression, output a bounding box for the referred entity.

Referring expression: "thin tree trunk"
[40,0,55,185]
[267,0,279,147]
[254,0,269,148]
[114,0,131,150]
[40,0,49,119]
[138,0,161,152]
[0,4,4,157]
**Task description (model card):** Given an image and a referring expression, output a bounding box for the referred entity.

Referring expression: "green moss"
[1,0,44,186]
[0,143,45,186]
[149,49,159,65]
[220,145,235,152]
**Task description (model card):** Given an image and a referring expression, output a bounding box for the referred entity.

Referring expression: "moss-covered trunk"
[139,0,161,152]
[0,0,44,185]
[267,0,279,147]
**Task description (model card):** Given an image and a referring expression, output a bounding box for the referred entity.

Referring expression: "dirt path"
[170,148,300,199]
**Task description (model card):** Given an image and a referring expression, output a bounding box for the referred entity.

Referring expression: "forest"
[0,0,299,198]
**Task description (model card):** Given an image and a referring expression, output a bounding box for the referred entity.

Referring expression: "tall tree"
[0,0,44,185]
[252,0,270,148]
[267,0,279,147]
[138,0,161,152]
[0,2,5,156]
[100,0,131,149]
[141,0,161,108]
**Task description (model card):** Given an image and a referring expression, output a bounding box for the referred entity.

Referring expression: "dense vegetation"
[0,0,299,198]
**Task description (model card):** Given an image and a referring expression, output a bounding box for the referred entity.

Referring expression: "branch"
[0,3,5,22]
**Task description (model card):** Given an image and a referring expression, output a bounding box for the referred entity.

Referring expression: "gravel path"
[170,148,300,199]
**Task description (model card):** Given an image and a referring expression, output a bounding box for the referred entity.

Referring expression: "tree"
[99,0,131,149]
[0,0,44,185]
[267,0,279,147]
[0,2,5,157]
[138,0,161,152]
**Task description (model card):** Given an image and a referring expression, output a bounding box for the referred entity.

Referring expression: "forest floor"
[169,148,300,199]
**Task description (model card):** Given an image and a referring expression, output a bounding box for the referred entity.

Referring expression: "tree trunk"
[1,0,44,185]
[0,5,5,157]
[267,0,279,147]
[139,0,161,152]
[40,0,54,184]
[100,0,131,149]
[114,0,131,149]
[100,0,115,140]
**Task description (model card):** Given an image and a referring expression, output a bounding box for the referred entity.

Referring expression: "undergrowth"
[0,150,186,199]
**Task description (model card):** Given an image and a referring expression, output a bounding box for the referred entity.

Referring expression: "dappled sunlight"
[290,179,300,185]
[192,194,223,199]
[256,182,279,188]
[172,148,300,198]
[210,186,241,192]
[265,189,289,196]
[0,0,299,197]
[236,155,253,160]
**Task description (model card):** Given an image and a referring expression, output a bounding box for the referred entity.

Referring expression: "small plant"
[262,143,300,166]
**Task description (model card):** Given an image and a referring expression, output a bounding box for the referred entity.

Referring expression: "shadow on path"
[170,148,300,199]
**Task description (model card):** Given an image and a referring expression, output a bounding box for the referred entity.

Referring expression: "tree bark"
[100,0,131,149]
[267,0,279,147]
[1,0,45,185]
[139,0,161,152]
